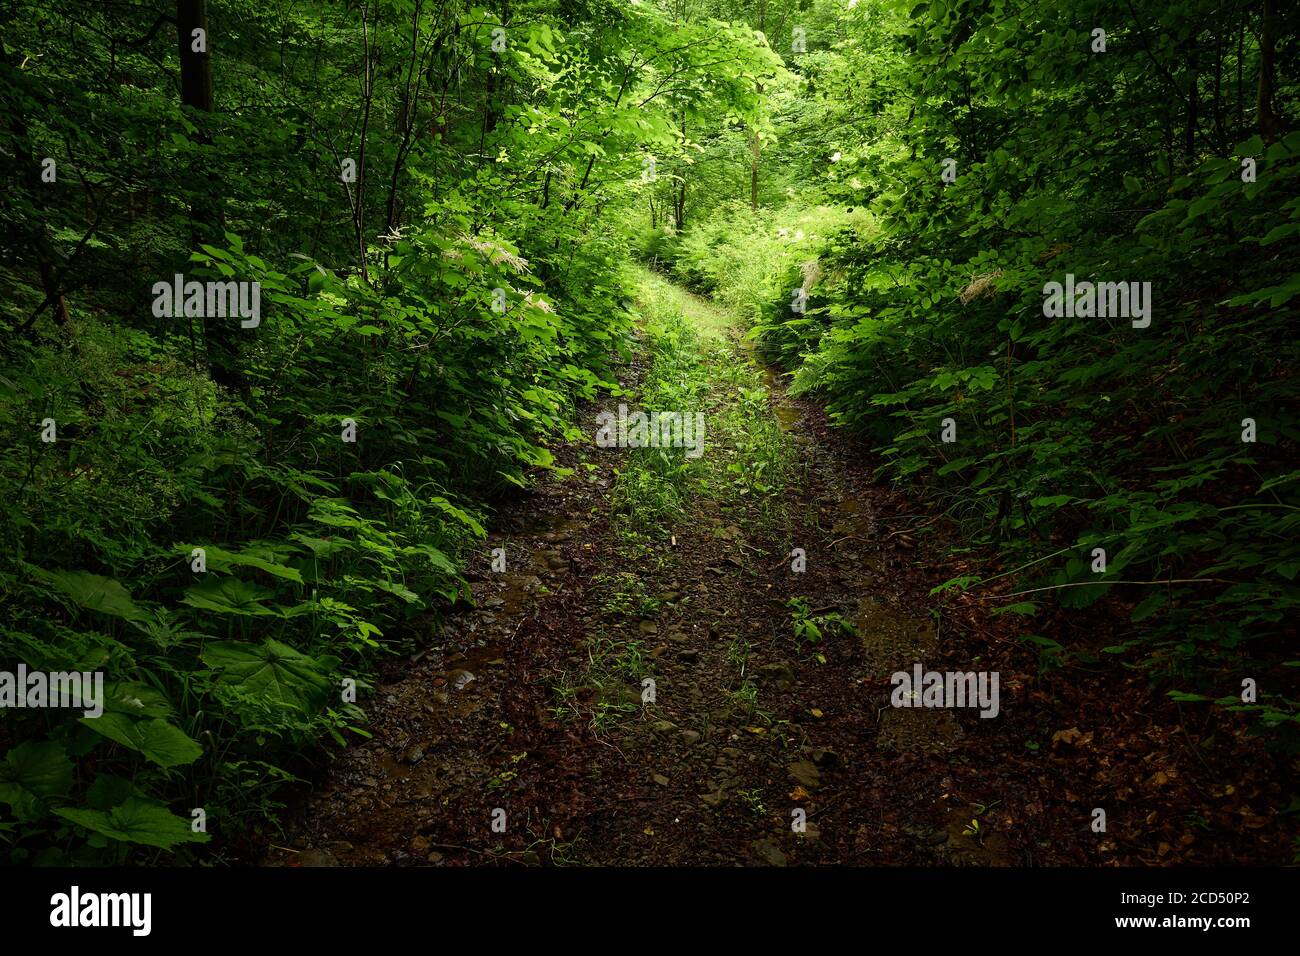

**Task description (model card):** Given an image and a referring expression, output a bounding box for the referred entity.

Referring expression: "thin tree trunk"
[7,108,70,330]
[1185,36,1198,165]
[1237,18,1244,137]
[176,0,242,387]
[1213,28,1226,154]
[355,0,374,282]
[176,0,213,115]
[384,0,428,236]
[749,79,763,211]
[1257,0,1280,141]
[750,0,765,211]
[674,111,686,230]
[175,0,218,242]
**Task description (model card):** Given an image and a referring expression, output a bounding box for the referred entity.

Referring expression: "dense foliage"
[1,0,1296,864]
[650,0,1300,748]
[0,0,771,861]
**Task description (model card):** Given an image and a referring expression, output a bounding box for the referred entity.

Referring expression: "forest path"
[265,269,1047,867]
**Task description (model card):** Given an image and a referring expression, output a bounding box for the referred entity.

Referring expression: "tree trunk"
[751,1,765,210]
[749,82,763,210]
[1212,29,1226,153]
[1185,36,1198,165]
[7,108,70,330]
[176,0,241,388]
[175,0,218,241]
[1257,0,1280,142]
[674,111,686,230]
[176,0,213,115]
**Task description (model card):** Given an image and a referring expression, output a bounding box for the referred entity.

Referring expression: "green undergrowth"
[0,0,787,864]
[551,630,654,732]
[612,268,794,544]
[649,6,1300,755]
[0,233,632,865]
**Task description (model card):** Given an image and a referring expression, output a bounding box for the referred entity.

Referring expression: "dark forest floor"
[257,273,1289,867]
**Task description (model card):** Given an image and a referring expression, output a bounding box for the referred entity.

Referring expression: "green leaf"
[1259,223,1298,246]
[201,639,335,712]
[80,713,203,768]
[1019,633,1063,651]
[427,495,487,537]
[101,681,175,719]
[55,797,209,849]
[86,774,137,810]
[993,601,1038,616]
[177,544,303,583]
[39,570,152,622]
[1130,591,1167,623]
[1167,690,1212,703]
[0,741,74,820]
[930,574,980,595]
[1030,495,1073,509]
[182,577,280,616]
